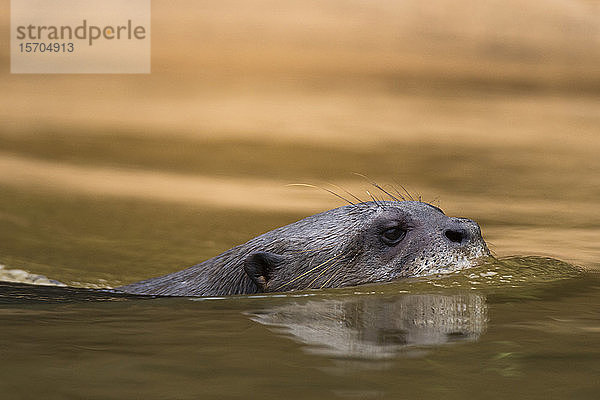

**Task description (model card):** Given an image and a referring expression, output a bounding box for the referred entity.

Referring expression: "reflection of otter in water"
[248,294,487,359]
[119,201,489,296]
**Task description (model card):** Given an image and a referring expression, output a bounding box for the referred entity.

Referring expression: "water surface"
[0,258,598,400]
[1,106,599,399]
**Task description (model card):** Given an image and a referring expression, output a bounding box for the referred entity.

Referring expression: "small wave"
[0,264,65,287]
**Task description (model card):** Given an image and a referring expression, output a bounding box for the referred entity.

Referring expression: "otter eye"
[381,226,406,246]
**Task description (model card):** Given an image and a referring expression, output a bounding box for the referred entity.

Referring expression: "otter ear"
[244,252,284,292]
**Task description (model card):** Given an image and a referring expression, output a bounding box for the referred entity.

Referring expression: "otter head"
[244,201,490,293]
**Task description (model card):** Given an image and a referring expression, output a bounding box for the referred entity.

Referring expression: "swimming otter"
[118,201,490,297]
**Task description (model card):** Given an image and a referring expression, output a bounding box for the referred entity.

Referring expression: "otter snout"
[443,218,485,247]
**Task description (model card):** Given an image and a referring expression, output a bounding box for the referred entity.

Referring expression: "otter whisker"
[401,186,415,201]
[371,182,404,203]
[326,182,363,204]
[385,184,406,201]
[365,190,381,207]
[305,258,342,289]
[320,252,358,289]
[352,173,404,203]
[389,184,407,201]
[285,183,356,206]
[275,254,340,291]
[353,173,383,207]
[320,266,343,289]
[392,182,415,201]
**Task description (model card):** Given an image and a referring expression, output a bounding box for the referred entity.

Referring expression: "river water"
[1,0,600,398]
[1,132,599,399]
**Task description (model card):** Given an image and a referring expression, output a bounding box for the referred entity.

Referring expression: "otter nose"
[444,228,467,244]
[443,218,479,245]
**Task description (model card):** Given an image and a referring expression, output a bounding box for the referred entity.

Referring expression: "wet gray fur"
[118,201,489,297]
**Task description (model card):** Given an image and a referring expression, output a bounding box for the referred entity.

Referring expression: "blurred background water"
[0,1,599,398]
